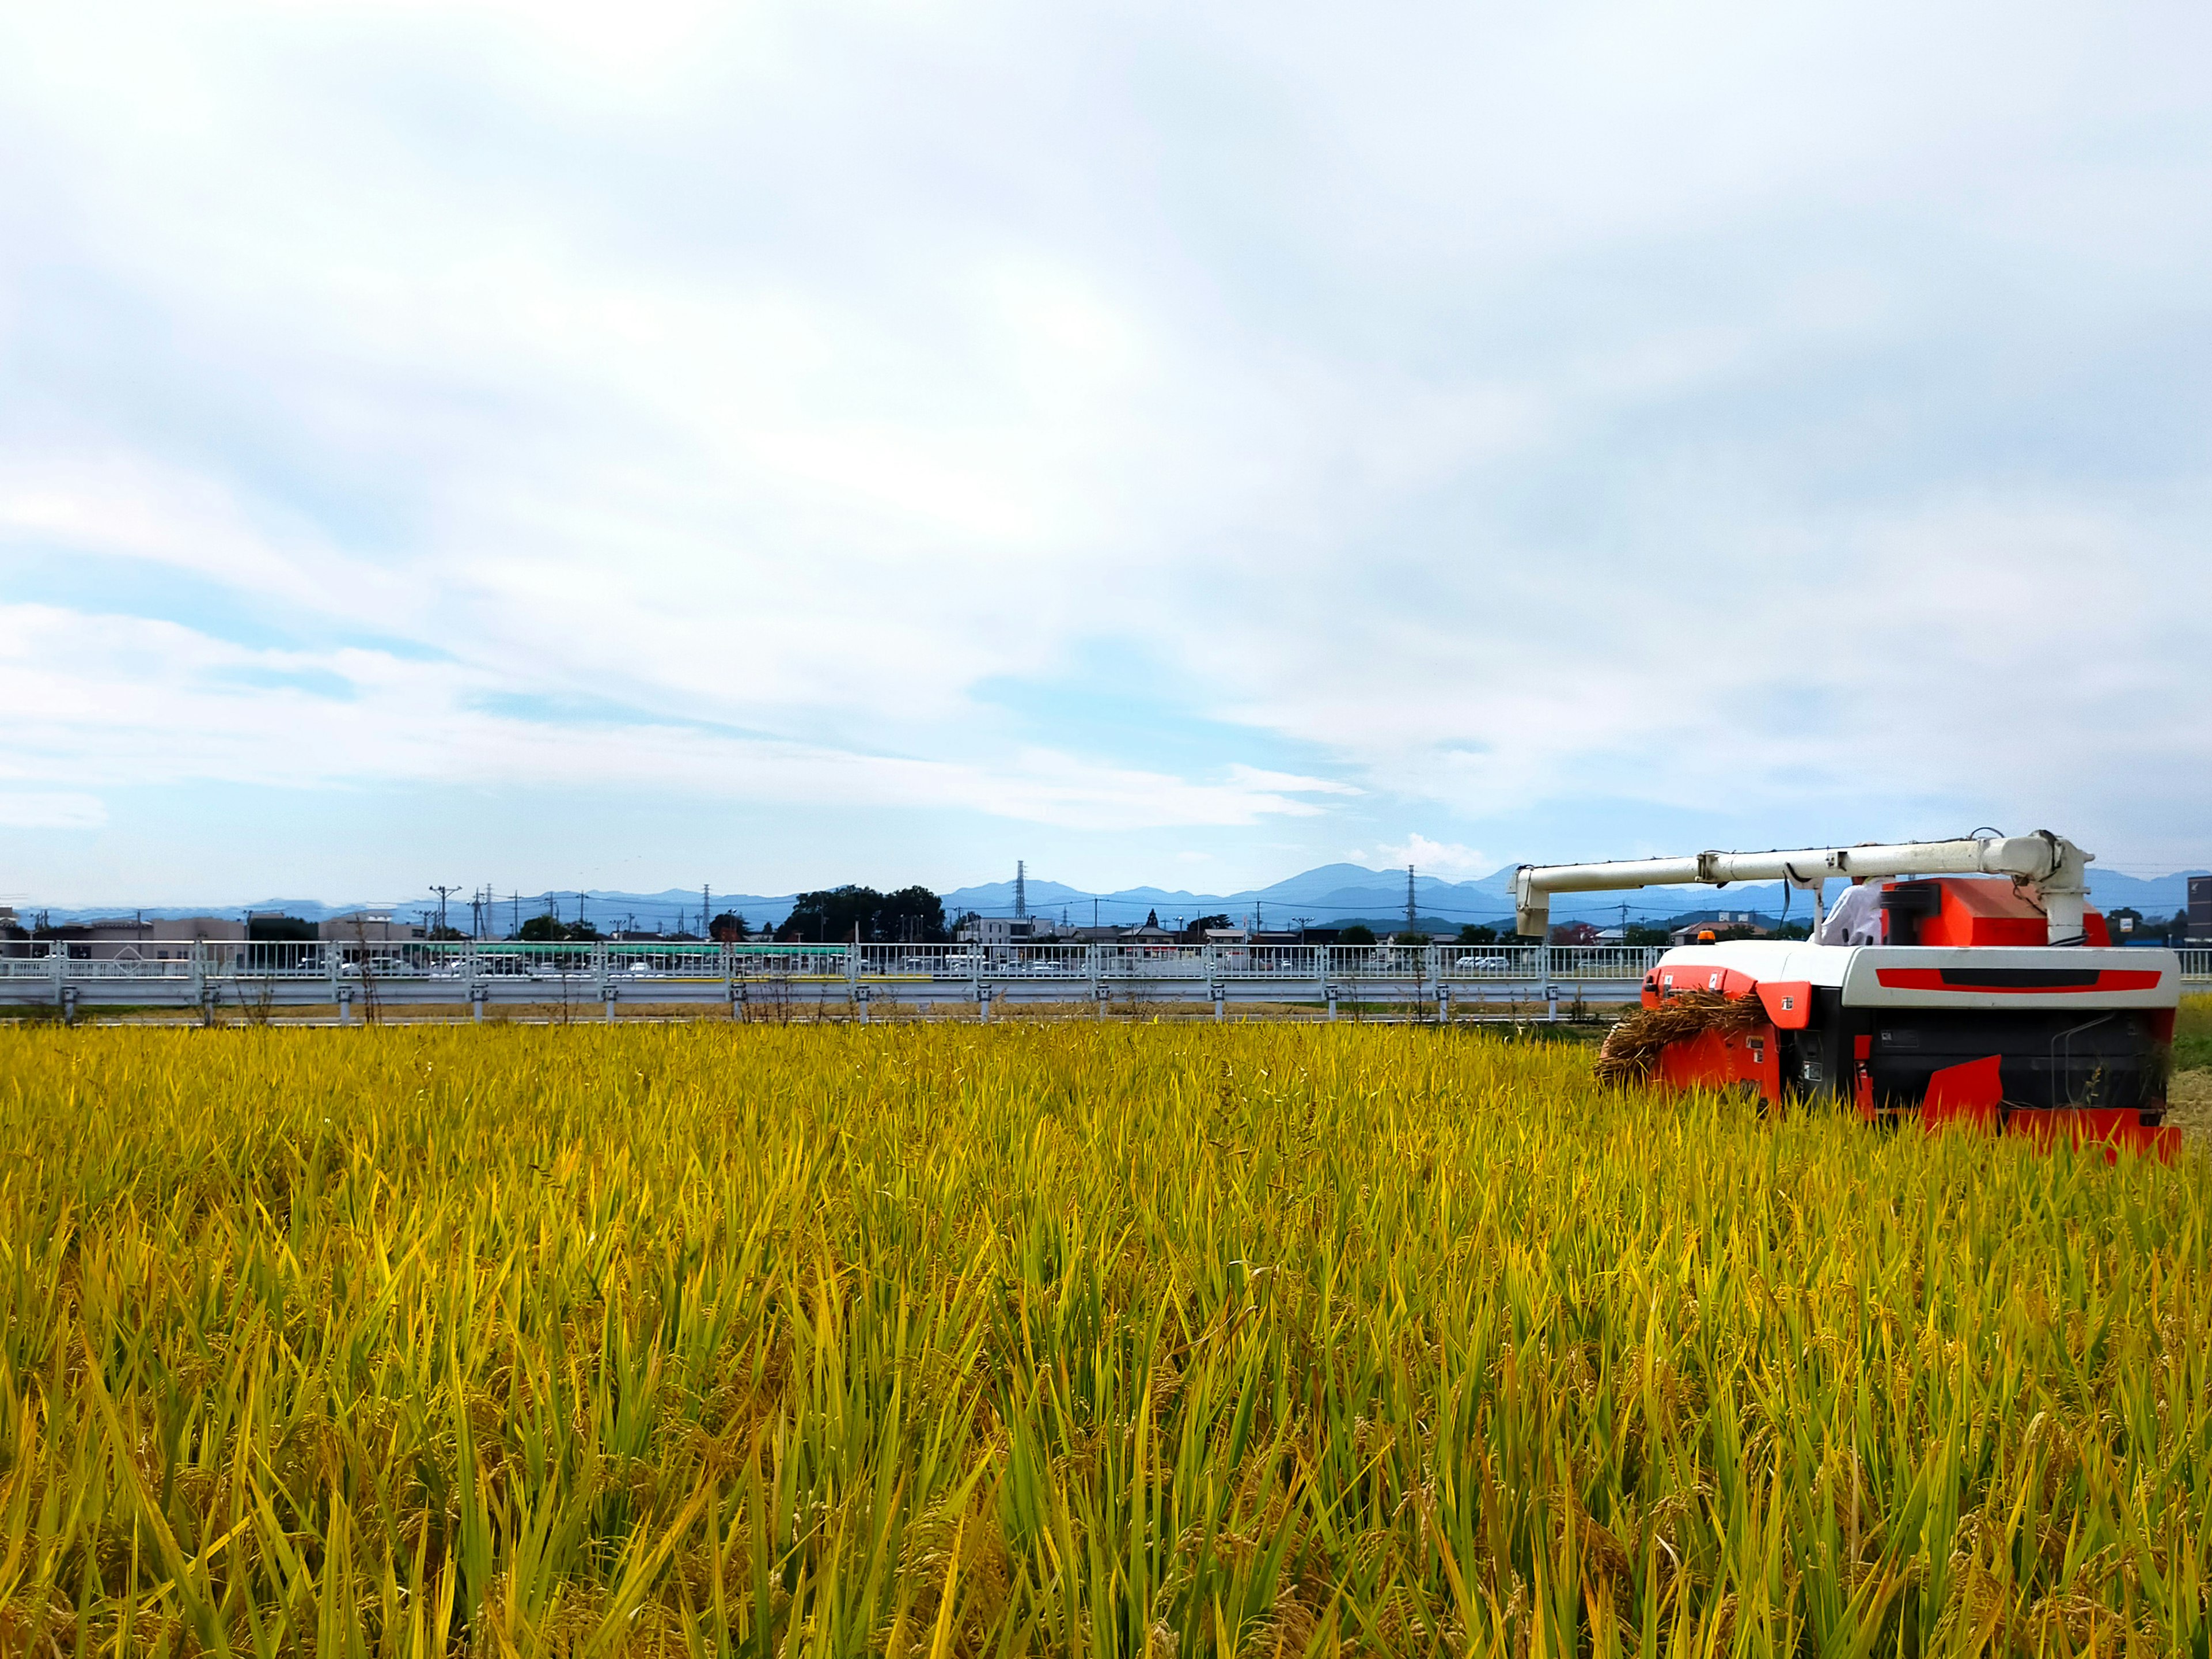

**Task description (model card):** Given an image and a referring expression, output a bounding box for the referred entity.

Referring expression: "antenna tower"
[1015,860,1027,920]
[1405,865,1418,935]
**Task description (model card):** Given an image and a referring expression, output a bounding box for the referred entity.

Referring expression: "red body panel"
[1878,878,2111,946]
[1654,1023,1779,1096]
[2005,1110,2180,1161]
[1921,1055,2003,1129]
[1872,967,2164,995]
[1755,980,1812,1028]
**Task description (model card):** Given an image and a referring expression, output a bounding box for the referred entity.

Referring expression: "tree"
[709,912,748,942]
[1181,913,1232,944]
[1457,924,1498,945]
[248,914,317,942]
[779,885,948,944]
[1623,924,1672,947]
[1339,923,1376,945]
[519,915,599,943]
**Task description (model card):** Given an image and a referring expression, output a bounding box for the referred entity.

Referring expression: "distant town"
[8,863,2207,963]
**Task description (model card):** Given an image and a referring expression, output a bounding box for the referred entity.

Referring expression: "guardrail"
[4,940,2204,1018]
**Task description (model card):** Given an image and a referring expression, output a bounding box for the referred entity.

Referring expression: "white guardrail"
[3,941,2205,1018]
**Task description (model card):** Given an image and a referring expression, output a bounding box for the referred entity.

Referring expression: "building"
[955,915,1062,946]
[2192,876,2212,946]
[318,911,426,944]
[1667,911,1770,946]
[33,916,246,961]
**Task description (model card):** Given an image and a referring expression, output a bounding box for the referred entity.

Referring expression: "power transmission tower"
[702,885,710,939]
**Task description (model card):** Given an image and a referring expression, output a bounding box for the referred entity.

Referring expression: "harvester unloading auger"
[1514,832,2181,1157]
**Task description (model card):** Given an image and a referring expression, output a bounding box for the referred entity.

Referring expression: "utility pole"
[429,884,460,936]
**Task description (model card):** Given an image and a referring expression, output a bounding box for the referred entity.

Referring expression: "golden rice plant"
[0,1021,2205,1656]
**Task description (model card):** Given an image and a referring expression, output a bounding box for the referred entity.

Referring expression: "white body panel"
[1653,940,1851,990]
[1653,941,2179,1010]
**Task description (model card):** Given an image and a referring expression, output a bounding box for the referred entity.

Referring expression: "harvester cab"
[1514,834,2181,1157]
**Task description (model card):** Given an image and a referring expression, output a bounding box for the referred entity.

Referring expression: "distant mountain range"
[21,862,2205,935]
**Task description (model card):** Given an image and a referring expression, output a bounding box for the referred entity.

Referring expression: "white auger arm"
[1512,832,2093,946]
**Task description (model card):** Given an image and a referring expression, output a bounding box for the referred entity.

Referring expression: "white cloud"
[0,605,1342,831]
[1355,835,1492,875]
[1,0,2209,885]
[0,791,107,829]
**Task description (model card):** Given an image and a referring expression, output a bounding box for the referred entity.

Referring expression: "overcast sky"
[3,1,2208,905]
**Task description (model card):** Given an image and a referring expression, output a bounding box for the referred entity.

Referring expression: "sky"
[3,0,2209,907]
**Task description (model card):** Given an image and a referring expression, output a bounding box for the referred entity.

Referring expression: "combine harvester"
[1514,832,2181,1157]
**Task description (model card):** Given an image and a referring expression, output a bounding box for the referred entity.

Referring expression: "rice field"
[1,1021,2206,1656]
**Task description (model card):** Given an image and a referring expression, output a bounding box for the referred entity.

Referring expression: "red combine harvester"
[1513,833,2182,1157]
